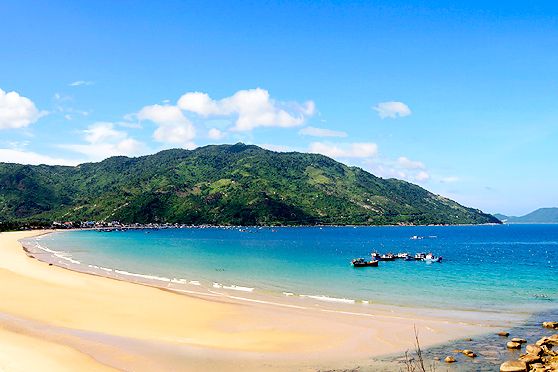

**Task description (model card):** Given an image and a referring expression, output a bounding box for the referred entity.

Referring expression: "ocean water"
[25,224,557,313]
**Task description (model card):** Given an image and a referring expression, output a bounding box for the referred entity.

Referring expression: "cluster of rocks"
[499,321,558,372]
[444,348,477,363]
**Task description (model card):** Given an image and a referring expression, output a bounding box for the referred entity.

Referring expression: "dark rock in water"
[500,360,527,372]
[444,356,456,363]
[498,331,510,337]
[507,341,522,349]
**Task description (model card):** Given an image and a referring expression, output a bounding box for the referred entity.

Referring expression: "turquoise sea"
[24,224,557,314]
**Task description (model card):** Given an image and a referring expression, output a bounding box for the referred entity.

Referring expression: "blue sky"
[1,1,557,215]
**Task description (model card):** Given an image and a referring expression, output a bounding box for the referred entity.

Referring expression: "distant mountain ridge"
[494,208,558,224]
[0,143,499,226]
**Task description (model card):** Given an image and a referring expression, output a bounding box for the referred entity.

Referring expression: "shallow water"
[372,307,558,371]
[25,224,558,313]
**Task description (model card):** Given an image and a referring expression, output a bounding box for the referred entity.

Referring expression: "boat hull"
[352,260,379,267]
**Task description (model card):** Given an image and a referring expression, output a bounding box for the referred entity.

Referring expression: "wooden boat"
[352,258,379,267]
[380,253,395,261]
[371,252,381,260]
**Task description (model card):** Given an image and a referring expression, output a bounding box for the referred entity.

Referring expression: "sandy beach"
[0,230,509,371]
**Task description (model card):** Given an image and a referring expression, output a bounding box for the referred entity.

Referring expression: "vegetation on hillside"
[0,144,499,226]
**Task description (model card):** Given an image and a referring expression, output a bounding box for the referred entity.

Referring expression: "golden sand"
[0,230,498,371]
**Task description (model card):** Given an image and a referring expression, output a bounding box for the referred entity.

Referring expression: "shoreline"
[0,230,528,371]
[23,230,535,320]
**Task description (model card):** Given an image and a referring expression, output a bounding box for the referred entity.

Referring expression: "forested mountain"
[0,144,499,226]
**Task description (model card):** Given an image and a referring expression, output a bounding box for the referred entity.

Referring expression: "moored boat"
[351,258,379,267]
[380,253,395,261]
[424,253,442,263]
[414,252,426,260]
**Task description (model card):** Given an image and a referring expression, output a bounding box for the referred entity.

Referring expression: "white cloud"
[0,148,79,166]
[309,142,378,159]
[83,122,126,143]
[299,137,428,185]
[116,120,142,129]
[363,155,430,184]
[178,92,220,116]
[69,80,94,87]
[0,88,45,129]
[138,104,186,125]
[60,122,146,161]
[178,88,315,131]
[2,140,30,151]
[298,126,347,138]
[373,101,411,119]
[397,156,425,170]
[414,170,430,181]
[440,176,459,183]
[137,104,196,146]
[364,162,409,180]
[207,128,225,140]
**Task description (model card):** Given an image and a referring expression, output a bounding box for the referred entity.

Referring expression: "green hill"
[495,208,558,224]
[0,143,499,226]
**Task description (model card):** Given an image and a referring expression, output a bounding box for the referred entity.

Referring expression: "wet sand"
[0,230,511,371]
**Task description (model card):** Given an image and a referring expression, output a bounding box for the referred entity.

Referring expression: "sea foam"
[213,282,254,292]
[300,294,356,304]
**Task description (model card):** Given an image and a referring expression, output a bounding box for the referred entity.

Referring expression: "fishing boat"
[380,253,395,261]
[371,252,381,260]
[414,252,426,260]
[351,258,379,267]
[396,252,410,259]
[424,253,442,263]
